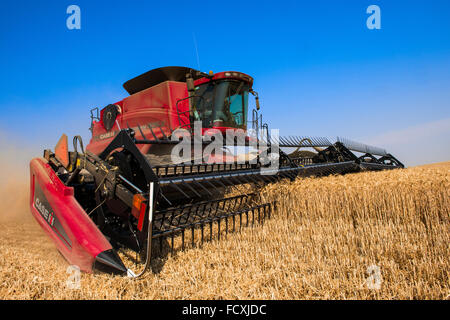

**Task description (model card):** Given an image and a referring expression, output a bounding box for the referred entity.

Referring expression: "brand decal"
[99,131,116,140]
[34,183,72,248]
[35,197,55,226]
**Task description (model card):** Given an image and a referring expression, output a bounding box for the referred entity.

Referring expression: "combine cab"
[29,66,404,276]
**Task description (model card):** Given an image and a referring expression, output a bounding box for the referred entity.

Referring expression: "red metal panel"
[85,75,252,157]
[29,158,113,273]
[86,81,190,155]
[194,71,253,86]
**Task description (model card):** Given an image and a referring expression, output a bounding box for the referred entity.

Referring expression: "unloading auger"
[29,67,404,276]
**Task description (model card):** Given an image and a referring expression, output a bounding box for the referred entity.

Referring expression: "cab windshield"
[193,80,249,129]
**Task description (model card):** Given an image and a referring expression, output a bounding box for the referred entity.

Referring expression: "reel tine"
[204,180,222,195]
[271,135,280,145]
[288,136,298,146]
[147,123,159,141]
[181,230,185,251]
[246,211,249,227]
[159,190,173,206]
[293,136,303,145]
[159,125,168,140]
[137,123,147,140]
[215,178,230,189]
[210,220,213,242]
[280,136,290,146]
[218,220,221,241]
[171,235,174,255]
[181,180,202,198]
[243,174,259,185]
[239,212,243,231]
[311,137,318,146]
[314,137,320,145]
[168,180,191,199]
[283,136,292,146]
[287,136,296,146]
[258,207,261,224]
[192,180,213,196]
[201,224,204,245]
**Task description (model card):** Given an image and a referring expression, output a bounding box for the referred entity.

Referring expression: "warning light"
[132,194,148,231]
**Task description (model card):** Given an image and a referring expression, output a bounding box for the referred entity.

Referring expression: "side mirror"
[251,90,260,110]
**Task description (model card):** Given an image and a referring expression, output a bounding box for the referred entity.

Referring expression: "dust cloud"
[0,133,40,223]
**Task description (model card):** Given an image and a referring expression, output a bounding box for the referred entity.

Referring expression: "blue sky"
[0,0,449,166]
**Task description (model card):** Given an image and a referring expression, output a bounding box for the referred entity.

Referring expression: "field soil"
[0,158,448,299]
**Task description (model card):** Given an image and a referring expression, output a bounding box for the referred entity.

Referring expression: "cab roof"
[123,66,207,95]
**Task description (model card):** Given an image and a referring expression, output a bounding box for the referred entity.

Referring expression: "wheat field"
[0,160,448,300]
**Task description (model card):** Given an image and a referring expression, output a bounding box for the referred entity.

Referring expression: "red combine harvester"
[29,66,404,276]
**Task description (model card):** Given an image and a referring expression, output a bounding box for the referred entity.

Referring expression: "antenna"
[192,32,201,70]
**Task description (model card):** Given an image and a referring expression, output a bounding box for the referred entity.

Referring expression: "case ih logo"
[99,131,116,140]
[35,197,55,226]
